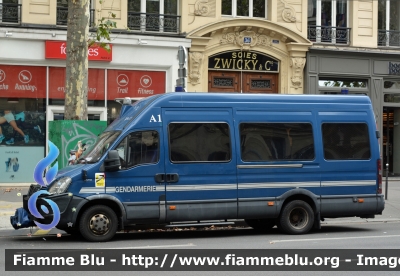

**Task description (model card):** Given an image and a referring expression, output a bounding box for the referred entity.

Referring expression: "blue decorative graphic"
[34,141,59,186]
[28,141,61,230]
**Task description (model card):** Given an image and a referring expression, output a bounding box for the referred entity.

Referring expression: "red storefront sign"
[0,65,46,98]
[45,41,112,61]
[107,70,165,100]
[49,67,105,100]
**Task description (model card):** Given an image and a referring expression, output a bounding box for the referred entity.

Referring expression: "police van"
[21,93,385,242]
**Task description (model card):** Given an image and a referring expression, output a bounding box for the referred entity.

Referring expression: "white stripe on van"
[79,188,104,194]
[166,184,237,192]
[87,180,376,194]
[321,180,376,186]
[238,182,320,189]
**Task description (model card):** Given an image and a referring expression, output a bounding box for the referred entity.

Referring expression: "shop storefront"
[0,34,190,184]
[186,19,312,95]
[305,49,400,176]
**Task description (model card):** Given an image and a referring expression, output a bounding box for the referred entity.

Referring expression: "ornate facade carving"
[189,52,204,85]
[280,0,297,23]
[290,57,306,89]
[220,29,272,50]
[188,0,216,25]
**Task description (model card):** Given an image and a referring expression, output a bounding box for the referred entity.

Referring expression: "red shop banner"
[0,65,46,98]
[49,67,105,100]
[107,70,166,100]
[45,41,112,61]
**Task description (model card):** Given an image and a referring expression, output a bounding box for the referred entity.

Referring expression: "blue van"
[20,93,384,242]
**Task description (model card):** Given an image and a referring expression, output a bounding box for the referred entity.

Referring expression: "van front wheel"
[279,200,314,235]
[79,205,118,242]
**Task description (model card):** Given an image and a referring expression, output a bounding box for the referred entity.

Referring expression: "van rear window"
[169,123,231,163]
[240,123,315,161]
[322,123,370,160]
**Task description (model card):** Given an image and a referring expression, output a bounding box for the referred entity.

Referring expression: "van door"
[104,128,165,222]
[162,108,237,222]
[235,110,320,218]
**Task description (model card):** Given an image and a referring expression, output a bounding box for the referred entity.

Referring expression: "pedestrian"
[0,110,35,144]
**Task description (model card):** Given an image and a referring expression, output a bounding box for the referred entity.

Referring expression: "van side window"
[240,123,315,161]
[169,123,231,162]
[322,123,370,160]
[115,130,159,169]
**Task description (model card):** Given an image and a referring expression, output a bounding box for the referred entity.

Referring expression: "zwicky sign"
[208,51,279,72]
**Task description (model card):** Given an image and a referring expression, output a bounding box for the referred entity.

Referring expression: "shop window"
[49,99,105,107]
[0,98,46,146]
[384,81,400,90]
[319,79,368,88]
[322,123,370,160]
[222,0,266,18]
[384,93,400,103]
[240,123,315,161]
[169,123,231,163]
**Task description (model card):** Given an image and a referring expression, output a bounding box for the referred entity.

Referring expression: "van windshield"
[78,131,121,164]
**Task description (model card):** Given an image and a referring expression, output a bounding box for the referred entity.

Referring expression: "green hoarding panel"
[49,120,107,169]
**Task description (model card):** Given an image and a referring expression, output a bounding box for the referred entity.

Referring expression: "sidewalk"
[1,181,400,230]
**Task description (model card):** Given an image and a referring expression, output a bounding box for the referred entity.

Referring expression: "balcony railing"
[308,25,351,45]
[378,30,400,47]
[0,3,21,24]
[56,7,95,27]
[127,12,181,34]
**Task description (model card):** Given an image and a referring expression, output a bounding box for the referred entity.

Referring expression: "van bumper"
[320,194,385,218]
[23,190,88,230]
[376,194,385,215]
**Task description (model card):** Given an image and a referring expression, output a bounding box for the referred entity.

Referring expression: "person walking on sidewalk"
[0,110,31,144]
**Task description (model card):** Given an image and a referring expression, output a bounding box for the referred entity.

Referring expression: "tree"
[64,0,116,120]
[64,0,90,120]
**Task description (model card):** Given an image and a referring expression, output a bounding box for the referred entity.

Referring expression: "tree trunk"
[64,0,90,120]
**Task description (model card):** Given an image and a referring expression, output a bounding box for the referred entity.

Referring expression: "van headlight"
[48,177,72,194]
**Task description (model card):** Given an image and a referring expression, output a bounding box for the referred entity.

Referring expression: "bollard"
[385,163,389,200]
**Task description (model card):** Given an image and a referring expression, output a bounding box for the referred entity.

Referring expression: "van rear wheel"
[245,219,276,231]
[79,205,118,242]
[279,200,314,235]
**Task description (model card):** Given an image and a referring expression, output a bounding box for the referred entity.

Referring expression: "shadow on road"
[2,222,381,245]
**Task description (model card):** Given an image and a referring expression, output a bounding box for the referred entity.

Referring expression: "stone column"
[188,52,204,86]
[286,42,312,94]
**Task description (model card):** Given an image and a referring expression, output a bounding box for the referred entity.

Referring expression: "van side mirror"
[104,150,121,172]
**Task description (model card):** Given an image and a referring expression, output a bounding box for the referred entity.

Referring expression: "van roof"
[149,92,371,106]
[107,93,372,131]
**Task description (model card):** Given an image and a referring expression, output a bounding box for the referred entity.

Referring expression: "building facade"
[182,0,311,94]
[1,0,400,183]
[0,0,190,183]
[304,0,400,176]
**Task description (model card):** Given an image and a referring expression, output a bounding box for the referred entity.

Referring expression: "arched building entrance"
[186,19,312,94]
